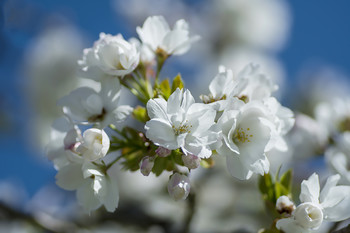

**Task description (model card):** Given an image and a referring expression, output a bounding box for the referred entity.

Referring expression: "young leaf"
[160,78,171,99]
[171,74,184,92]
[279,169,292,193]
[132,106,150,123]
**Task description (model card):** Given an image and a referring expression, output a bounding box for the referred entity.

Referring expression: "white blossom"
[136,15,200,56]
[47,118,118,212]
[286,113,328,160]
[56,162,119,213]
[79,33,139,80]
[58,77,133,128]
[200,65,247,111]
[145,88,219,158]
[277,173,350,233]
[216,97,291,180]
[238,63,278,102]
[167,173,190,201]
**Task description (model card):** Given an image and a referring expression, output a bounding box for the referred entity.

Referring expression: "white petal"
[136,15,170,51]
[181,89,195,113]
[112,105,133,122]
[146,98,168,120]
[276,218,310,233]
[145,118,178,149]
[320,174,340,203]
[226,153,253,180]
[322,188,350,221]
[167,88,183,115]
[101,176,119,212]
[299,173,320,204]
[55,164,84,191]
[76,179,102,212]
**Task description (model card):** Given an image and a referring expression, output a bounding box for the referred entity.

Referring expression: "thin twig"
[0,202,75,233]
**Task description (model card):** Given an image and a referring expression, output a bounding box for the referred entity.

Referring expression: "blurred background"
[1,0,350,232]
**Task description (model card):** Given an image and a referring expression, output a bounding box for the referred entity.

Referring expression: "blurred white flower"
[218,49,286,97]
[58,77,133,128]
[136,15,200,56]
[277,173,350,233]
[167,173,190,201]
[286,113,328,160]
[56,162,119,212]
[145,88,219,158]
[315,98,350,137]
[215,0,291,51]
[325,132,350,184]
[24,26,85,148]
[238,64,278,102]
[79,33,140,80]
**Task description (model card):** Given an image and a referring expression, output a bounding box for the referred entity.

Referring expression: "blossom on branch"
[145,88,219,158]
[137,15,200,57]
[58,77,133,128]
[79,33,140,80]
[276,173,350,233]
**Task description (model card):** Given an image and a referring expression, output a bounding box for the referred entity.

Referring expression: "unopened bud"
[140,156,154,176]
[182,154,200,169]
[276,195,296,214]
[167,173,190,201]
[155,147,171,157]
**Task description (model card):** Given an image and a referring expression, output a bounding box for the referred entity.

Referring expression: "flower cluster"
[276,173,350,233]
[46,15,295,216]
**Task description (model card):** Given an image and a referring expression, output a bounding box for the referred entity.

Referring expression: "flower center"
[88,108,107,122]
[233,127,253,144]
[172,121,192,135]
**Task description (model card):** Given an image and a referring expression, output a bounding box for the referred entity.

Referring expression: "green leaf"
[171,150,184,166]
[279,169,293,193]
[275,182,289,199]
[171,74,184,92]
[159,78,171,100]
[259,173,273,196]
[121,149,144,171]
[132,106,149,123]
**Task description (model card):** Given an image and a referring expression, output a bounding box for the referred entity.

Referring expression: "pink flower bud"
[167,173,190,201]
[155,147,171,157]
[140,156,154,176]
[182,154,200,169]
